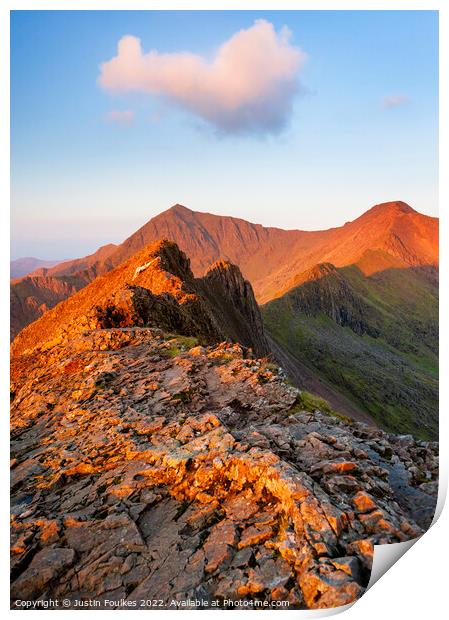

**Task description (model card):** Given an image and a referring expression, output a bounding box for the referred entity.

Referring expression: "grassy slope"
[262,265,438,440]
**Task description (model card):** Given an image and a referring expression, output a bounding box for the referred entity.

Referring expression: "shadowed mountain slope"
[262,263,438,440]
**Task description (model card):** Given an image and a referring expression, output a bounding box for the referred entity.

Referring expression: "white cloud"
[98,20,306,135]
[105,109,134,125]
[383,93,409,109]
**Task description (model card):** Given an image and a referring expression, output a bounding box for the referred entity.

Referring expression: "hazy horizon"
[11,10,438,259]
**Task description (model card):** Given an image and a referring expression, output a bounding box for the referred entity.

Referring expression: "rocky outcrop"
[11,240,269,358]
[200,260,269,356]
[11,327,438,609]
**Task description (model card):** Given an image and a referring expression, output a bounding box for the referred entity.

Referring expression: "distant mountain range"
[10,201,438,438]
[11,201,437,333]
[10,257,62,279]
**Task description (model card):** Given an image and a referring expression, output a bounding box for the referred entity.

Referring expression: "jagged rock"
[223,491,259,521]
[201,260,269,356]
[238,524,273,549]
[204,520,237,573]
[12,241,269,358]
[299,563,363,609]
[345,539,375,570]
[328,557,362,582]
[10,327,438,609]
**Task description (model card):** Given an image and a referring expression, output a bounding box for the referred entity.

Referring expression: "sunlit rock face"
[11,326,437,609]
[11,240,269,358]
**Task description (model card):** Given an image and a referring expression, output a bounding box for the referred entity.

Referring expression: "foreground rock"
[10,328,438,609]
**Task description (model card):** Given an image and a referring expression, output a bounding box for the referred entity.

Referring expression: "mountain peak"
[205,259,236,274]
[365,201,416,217]
[294,262,339,285]
[168,203,193,214]
[275,262,339,297]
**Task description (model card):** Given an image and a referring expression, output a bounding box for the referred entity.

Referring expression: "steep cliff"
[200,260,269,357]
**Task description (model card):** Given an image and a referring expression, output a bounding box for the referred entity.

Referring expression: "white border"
[2,2,447,618]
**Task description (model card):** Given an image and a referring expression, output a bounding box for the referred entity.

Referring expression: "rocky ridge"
[11,240,269,359]
[11,327,438,609]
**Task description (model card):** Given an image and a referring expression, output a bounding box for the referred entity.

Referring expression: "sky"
[11,10,438,260]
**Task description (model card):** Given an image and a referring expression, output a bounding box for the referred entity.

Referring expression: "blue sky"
[11,10,438,259]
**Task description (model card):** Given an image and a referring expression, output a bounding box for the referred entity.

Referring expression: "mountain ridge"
[10,201,438,339]
[10,207,439,605]
[10,319,438,608]
[11,239,269,359]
